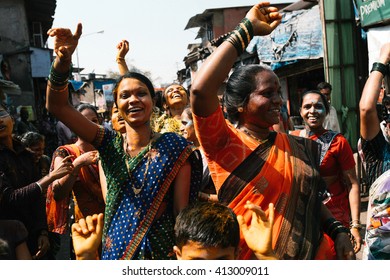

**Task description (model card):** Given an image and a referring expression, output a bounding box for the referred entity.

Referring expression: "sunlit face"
[27,141,45,162]
[111,104,126,133]
[242,70,282,128]
[164,84,188,109]
[180,111,196,143]
[116,78,153,127]
[81,108,100,124]
[174,241,237,260]
[0,107,13,140]
[300,93,327,129]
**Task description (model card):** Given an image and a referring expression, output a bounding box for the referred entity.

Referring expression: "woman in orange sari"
[46,103,104,259]
[190,2,354,260]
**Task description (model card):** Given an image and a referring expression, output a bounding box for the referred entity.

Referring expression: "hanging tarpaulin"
[355,0,390,28]
[247,5,323,69]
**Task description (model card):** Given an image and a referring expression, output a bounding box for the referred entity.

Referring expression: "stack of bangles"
[47,61,70,93]
[349,219,362,231]
[226,18,254,56]
[323,218,350,241]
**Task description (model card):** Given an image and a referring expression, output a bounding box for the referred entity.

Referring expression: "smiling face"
[116,78,153,127]
[241,70,282,129]
[111,104,126,133]
[0,105,13,142]
[164,84,188,109]
[300,93,327,129]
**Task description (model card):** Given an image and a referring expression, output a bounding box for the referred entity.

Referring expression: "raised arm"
[45,23,99,143]
[116,39,130,75]
[360,42,390,140]
[190,2,282,117]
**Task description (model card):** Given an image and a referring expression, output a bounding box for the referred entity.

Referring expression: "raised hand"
[116,39,130,60]
[72,213,104,260]
[237,201,277,260]
[47,23,83,63]
[50,155,75,180]
[246,2,282,36]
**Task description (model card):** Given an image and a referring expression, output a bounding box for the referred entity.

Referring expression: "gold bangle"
[48,82,68,93]
[232,30,245,52]
[240,22,251,45]
[116,57,125,63]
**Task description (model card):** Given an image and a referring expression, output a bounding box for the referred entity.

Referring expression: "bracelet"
[48,82,68,94]
[350,223,362,230]
[36,182,43,193]
[116,57,125,63]
[330,225,350,240]
[48,61,70,87]
[225,17,254,56]
[323,218,350,241]
[370,62,388,76]
[323,218,336,233]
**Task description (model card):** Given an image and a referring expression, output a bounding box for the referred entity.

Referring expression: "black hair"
[299,89,330,115]
[317,82,332,91]
[20,131,45,147]
[224,64,273,124]
[76,103,99,117]
[113,72,155,107]
[174,201,240,249]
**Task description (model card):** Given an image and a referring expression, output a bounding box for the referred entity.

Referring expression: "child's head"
[173,201,240,260]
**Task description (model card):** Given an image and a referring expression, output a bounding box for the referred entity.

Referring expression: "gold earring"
[238,107,243,113]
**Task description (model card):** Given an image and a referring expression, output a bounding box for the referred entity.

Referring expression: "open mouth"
[128,107,143,114]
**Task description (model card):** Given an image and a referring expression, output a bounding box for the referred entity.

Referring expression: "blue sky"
[49,0,294,86]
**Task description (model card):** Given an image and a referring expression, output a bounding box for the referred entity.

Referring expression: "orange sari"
[194,107,335,259]
[46,144,104,234]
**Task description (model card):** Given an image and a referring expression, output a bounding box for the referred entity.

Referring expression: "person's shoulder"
[158,132,191,146]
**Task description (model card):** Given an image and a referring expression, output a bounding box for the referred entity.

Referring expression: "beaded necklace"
[124,131,155,195]
[241,128,269,145]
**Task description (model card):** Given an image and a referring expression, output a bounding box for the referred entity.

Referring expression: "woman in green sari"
[45,24,202,259]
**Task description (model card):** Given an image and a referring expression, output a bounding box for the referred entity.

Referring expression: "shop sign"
[356,0,390,27]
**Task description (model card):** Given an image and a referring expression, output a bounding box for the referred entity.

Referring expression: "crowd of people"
[0,1,389,260]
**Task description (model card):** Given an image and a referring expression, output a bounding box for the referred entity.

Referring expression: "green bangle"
[370,62,388,76]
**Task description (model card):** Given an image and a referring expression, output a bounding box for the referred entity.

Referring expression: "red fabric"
[290,130,356,227]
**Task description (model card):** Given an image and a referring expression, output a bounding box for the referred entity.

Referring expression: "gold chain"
[241,128,269,145]
[124,130,155,195]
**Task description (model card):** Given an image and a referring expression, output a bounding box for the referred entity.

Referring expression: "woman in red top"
[290,90,362,253]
